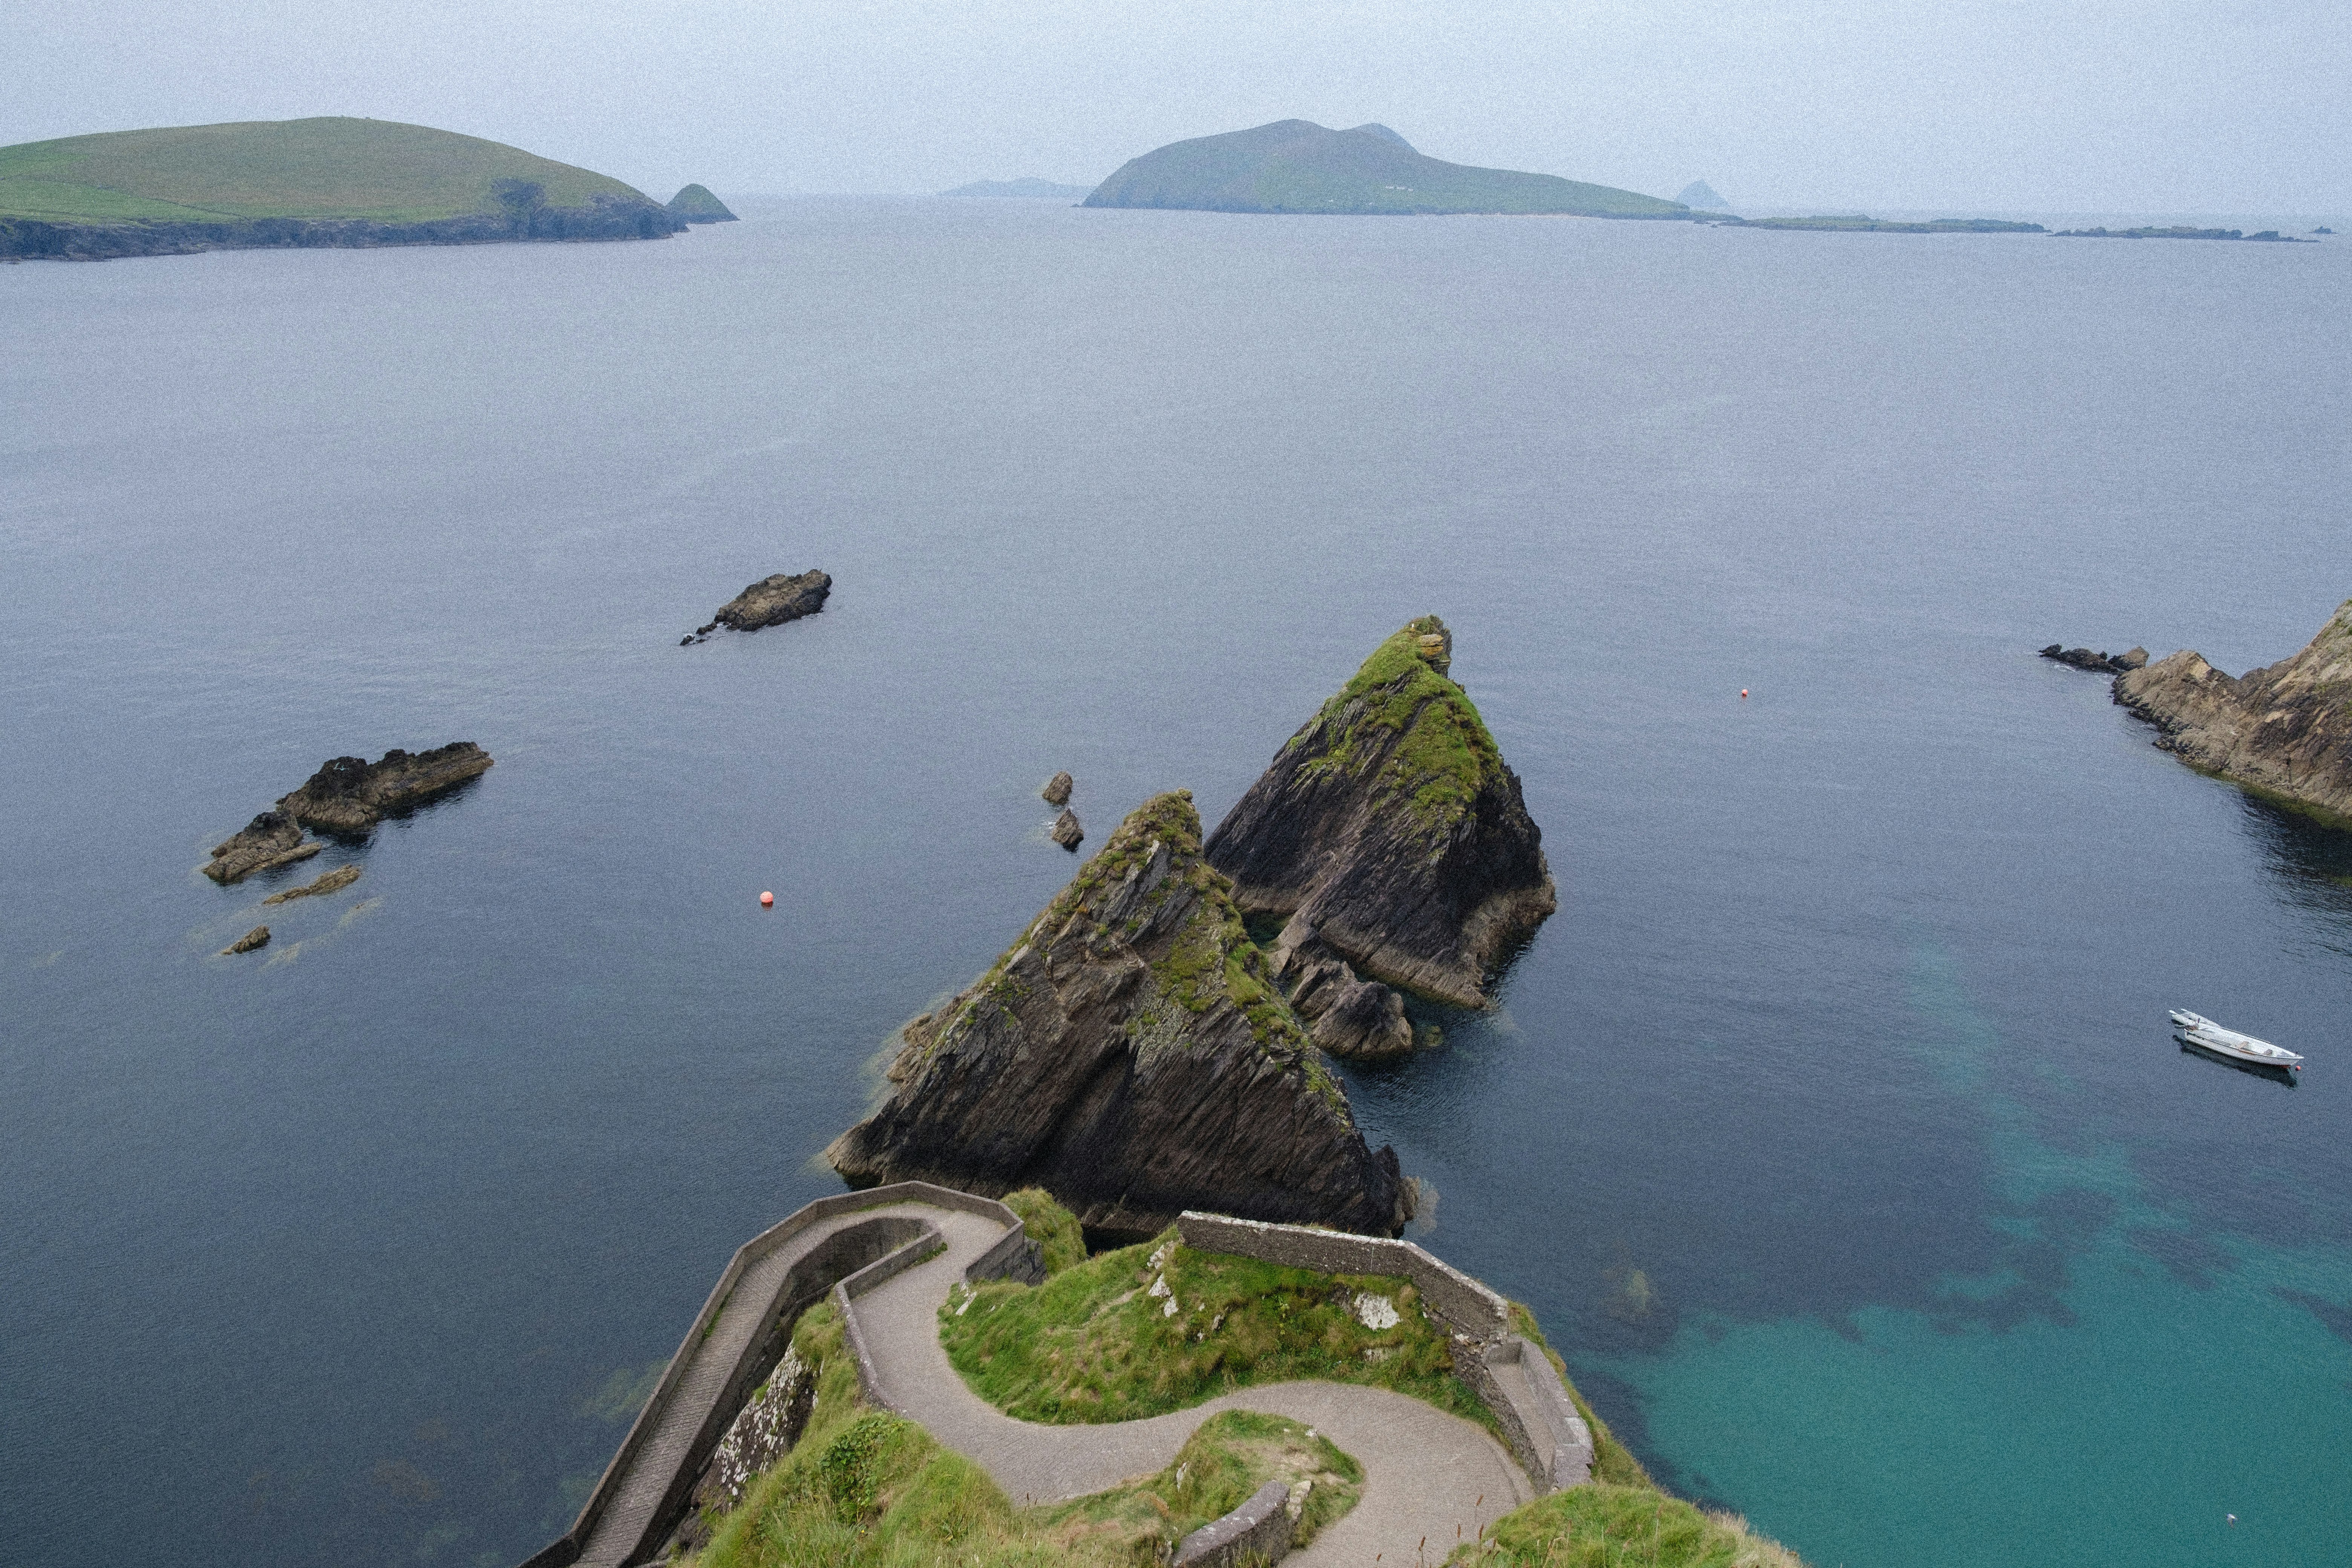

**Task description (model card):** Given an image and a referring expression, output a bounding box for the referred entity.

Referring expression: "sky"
[8,0,2347,214]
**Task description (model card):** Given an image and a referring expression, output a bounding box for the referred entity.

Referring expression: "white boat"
[2171,1010,2303,1070]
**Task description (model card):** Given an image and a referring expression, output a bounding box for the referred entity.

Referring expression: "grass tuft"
[1447,1483,1805,1567]
[1000,1189,1086,1276]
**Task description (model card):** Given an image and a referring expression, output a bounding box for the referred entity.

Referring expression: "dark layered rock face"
[2113,599,2352,825]
[713,570,831,632]
[278,742,493,834]
[1205,617,1556,1008]
[827,791,1408,1238]
[204,809,323,884]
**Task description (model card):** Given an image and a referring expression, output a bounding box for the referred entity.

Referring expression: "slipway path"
[851,1207,1534,1566]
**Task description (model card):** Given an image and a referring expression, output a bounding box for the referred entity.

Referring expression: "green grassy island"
[1082,120,1690,217]
[0,117,691,260]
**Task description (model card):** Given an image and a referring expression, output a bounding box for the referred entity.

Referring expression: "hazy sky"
[9,0,2347,213]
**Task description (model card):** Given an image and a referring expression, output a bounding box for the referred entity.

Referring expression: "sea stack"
[1205,616,1555,1009]
[2113,598,2352,825]
[826,790,1409,1238]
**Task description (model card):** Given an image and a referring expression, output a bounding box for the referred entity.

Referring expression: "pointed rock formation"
[827,791,1408,1238]
[666,184,738,223]
[2113,599,2352,825]
[1205,617,1555,1008]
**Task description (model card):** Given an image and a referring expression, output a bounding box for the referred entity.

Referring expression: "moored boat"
[2170,1010,2303,1070]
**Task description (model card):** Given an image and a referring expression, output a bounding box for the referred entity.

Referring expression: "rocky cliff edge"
[2114,598,2352,826]
[1204,617,1556,1008]
[826,790,1408,1238]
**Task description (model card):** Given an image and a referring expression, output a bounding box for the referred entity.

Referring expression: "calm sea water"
[3,201,2347,1568]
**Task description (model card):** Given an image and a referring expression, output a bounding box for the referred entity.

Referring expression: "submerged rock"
[223,925,271,955]
[279,743,493,834]
[204,810,322,885]
[262,864,362,905]
[2113,600,2352,825]
[1050,807,1084,848]
[827,791,1409,1237]
[1042,771,1074,806]
[1204,616,1555,1008]
[711,570,831,632]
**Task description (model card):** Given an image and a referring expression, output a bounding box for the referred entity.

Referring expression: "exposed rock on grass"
[204,809,321,884]
[278,742,492,833]
[712,569,831,632]
[2113,599,2352,827]
[827,791,1409,1237]
[1206,616,1555,1007]
[222,925,270,955]
[262,863,361,905]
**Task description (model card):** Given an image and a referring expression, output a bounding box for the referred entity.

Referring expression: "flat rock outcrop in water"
[2041,643,2147,674]
[827,790,1409,1237]
[709,570,831,634]
[2112,599,2352,826]
[278,743,493,834]
[204,810,323,884]
[1204,616,1556,1008]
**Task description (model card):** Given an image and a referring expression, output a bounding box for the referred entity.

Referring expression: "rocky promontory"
[827,790,1409,1238]
[2113,599,2352,825]
[1204,617,1556,1009]
[278,742,493,834]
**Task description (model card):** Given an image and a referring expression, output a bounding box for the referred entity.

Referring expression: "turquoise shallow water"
[1594,941,2352,1565]
[2,199,2347,1566]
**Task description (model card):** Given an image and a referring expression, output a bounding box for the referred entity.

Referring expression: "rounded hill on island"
[1083,120,1689,218]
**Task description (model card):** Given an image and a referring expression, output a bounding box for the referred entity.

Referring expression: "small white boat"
[2171,1009,2303,1070]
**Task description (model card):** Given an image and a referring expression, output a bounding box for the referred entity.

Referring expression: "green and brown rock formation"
[2114,599,2352,826]
[1205,617,1555,1009]
[826,791,1409,1238]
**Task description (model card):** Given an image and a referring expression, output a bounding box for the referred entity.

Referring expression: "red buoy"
[1740,689,1749,699]
[759,891,774,907]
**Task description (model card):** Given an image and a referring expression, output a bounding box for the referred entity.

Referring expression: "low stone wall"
[1176,1210,1590,1497]
[1175,1211,1508,1341]
[1173,1480,1292,1568]
[519,1182,1039,1568]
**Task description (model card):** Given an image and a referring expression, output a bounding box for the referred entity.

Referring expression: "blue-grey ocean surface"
[3,201,2348,1568]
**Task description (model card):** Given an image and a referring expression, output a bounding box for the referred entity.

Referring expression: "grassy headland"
[1084,120,1688,218]
[0,117,647,225]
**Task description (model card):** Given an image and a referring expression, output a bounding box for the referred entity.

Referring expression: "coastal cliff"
[2114,599,2352,826]
[1204,617,1555,1008]
[826,791,1408,1238]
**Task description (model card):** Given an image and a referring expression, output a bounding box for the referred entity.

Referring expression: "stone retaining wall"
[1173,1479,1293,1568]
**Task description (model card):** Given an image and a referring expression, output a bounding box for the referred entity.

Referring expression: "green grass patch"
[692,1301,1359,1568]
[1449,1483,1804,1567]
[1001,1189,1086,1276]
[1296,617,1506,836]
[939,1231,1494,1432]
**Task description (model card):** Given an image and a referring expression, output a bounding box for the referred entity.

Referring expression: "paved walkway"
[852,1208,1533,1566]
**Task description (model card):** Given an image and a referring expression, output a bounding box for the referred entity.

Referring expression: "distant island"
[1081,120,1689,218]
[1675,179,1730,211]
[0,118,701,260]
[942,178,1092,199]
[2054,225,2314,243]
[665,184,737,223]
[1727,214,2045,234]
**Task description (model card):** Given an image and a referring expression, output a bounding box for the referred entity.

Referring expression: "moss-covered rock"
[827,792,1407,1237]
[1206,617,1556,1007]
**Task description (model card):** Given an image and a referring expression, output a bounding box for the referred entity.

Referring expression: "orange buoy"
[1740,689,1749,699]
[760,891,774,907]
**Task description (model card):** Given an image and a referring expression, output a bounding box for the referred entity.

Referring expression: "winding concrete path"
[851,1207,1533,1566]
